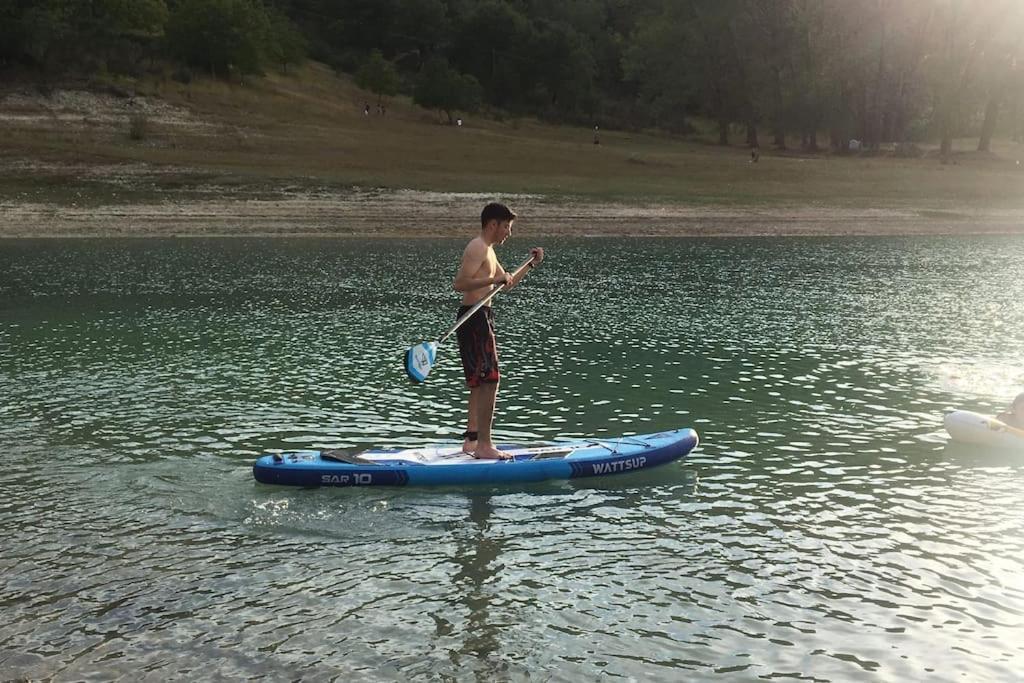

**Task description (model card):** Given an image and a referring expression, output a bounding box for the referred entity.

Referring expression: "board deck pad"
[288,444,579,465]
[253,428,700,487]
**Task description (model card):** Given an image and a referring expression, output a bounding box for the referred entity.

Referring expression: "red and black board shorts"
[456,305,500,387]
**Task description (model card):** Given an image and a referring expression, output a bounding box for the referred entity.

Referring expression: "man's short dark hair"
[481,202,517,227]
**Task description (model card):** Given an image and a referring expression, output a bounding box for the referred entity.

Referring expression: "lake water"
[1,236,1022,681]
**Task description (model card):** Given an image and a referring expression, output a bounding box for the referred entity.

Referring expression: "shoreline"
[3,188,1024,239]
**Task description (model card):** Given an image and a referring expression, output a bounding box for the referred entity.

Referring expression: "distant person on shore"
[593,125,600,145]
[453,202,544,459]
[996,392,1024,428]
[364,103,370,116]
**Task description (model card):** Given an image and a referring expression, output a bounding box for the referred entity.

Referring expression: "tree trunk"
[773,128,786,149]
[1011,91,1020,142]
[769,61,786,150]
[857,81,871,147]
[746,123,759,148]
[891,106,905,143]
[939,82,954,163]
[868,1,887,150]
[887,80,905,145]
[977,95,1000,152]
[829,127,845,154]
[882,111,894,143]
[938,2,956,165]
[804,130,819,152]
[935,0,1006,162]
[940,127,953,164]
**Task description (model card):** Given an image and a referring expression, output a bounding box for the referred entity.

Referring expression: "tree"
[621,5,695,133]
[91,0,169,73]
[975,6,1023,151]
[392,0,450,68]
[528,20,597,118]
[355,49,400,108]
[6,0,1024,151]
[1012,41,1024,142]
[266,6,307,73]
[9,0,76,70]
[926,0,1016,162]
[686,0,747,145]
[165,0,273,77]
[448,0,533,110]
[414,57,482,122]
[728,0,799,149]
[0,0,168,73]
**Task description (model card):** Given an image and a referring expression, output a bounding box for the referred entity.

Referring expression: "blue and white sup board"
[253,428,698,487]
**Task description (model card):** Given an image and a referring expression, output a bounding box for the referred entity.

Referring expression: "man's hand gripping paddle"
[405,255,536,383]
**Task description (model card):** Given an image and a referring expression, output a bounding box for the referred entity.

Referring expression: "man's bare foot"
[473,444,511,460]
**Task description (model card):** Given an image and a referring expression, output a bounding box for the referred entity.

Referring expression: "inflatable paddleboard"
[253,428,698,487]
[944,410,1024,451]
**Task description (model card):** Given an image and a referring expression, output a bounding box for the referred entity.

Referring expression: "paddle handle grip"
[438,255,536,345]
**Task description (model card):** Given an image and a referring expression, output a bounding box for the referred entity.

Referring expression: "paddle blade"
[405,341,438,383]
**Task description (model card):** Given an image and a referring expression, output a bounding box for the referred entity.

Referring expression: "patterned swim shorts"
[456,305,500,387]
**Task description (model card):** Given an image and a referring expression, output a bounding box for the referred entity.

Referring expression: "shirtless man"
[453,202,544,459]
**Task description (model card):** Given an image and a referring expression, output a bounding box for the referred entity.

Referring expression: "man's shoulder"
[464,236,488,255]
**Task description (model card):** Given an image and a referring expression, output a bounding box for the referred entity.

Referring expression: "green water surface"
[1,236,1022,681]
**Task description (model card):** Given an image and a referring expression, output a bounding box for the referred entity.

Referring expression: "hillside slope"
[2,63,1024,237]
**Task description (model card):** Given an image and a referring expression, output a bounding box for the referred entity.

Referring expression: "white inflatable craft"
[944,410,1024,451]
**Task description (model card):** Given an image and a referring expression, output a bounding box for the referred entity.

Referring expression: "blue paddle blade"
[405,341,437,383]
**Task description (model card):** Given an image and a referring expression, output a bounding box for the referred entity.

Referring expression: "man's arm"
[507,247,544,289]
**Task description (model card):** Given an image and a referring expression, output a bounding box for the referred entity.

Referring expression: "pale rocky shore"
[2,87,1023,238]
[3,177,1023,238]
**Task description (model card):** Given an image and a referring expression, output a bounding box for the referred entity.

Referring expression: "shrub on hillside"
[413,57,482,124]
[355,50,400,107]
[128,112,148,140]
[165,0,300,78]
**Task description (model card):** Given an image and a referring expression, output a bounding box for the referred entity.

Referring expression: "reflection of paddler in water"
[996,392,1024,428]
[450,495,506,670]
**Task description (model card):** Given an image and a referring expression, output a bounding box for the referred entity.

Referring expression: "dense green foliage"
[354,49,400,105]
[2,0,1023,153]
[0,0,169,74]
[165,0,270,77]
[414,57,482,122]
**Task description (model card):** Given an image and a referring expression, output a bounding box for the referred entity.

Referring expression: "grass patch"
[128,112,148,140]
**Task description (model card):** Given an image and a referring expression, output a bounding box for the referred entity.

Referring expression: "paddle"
[405,255,536,383]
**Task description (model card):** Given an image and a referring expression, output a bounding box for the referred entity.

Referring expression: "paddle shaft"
[438,256,536,345]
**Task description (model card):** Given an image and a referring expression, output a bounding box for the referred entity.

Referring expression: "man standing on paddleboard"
[453,202,544,459]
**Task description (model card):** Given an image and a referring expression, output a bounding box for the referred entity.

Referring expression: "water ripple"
[2,236,1023,680]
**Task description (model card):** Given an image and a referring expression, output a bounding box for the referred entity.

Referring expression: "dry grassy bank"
[2,63,1023,237]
